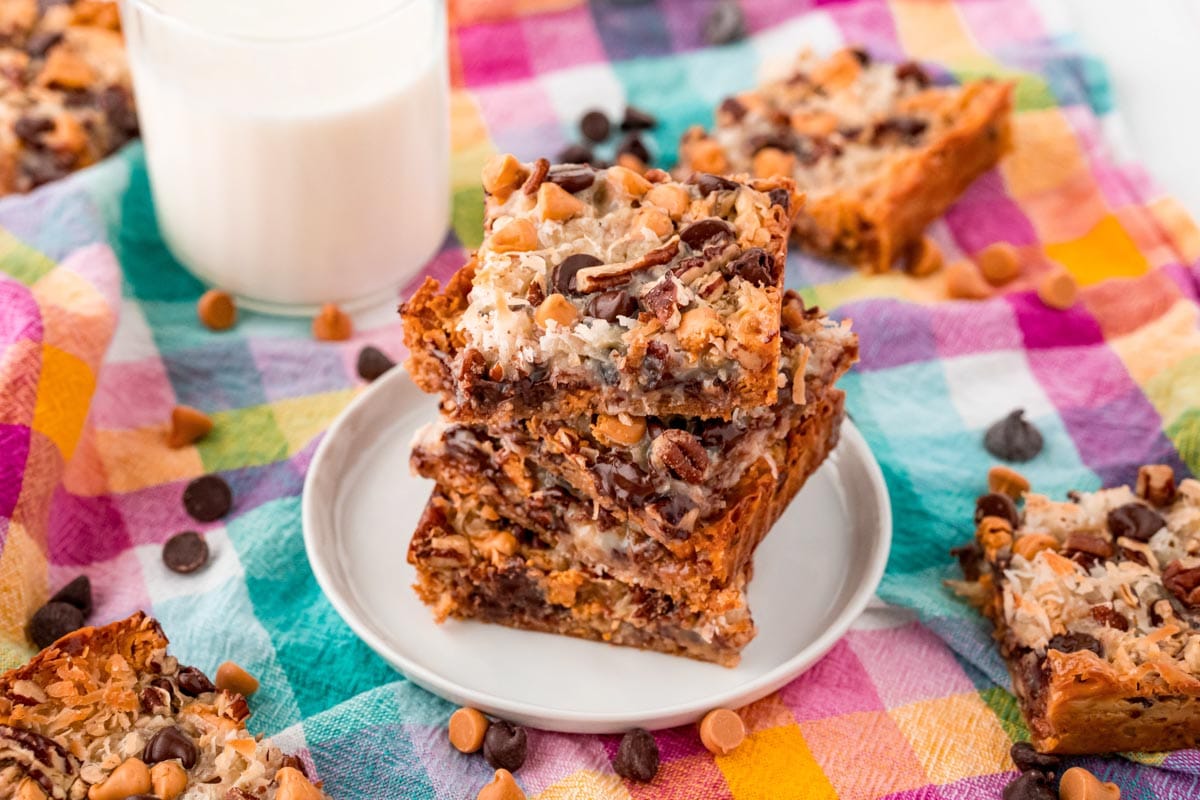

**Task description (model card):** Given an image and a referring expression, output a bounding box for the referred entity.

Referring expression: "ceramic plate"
[302,367,891,733]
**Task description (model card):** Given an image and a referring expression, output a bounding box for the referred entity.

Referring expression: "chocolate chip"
[162,531,209,574]
[975,492,1019,527]
[679,218,733,251]
[641,279,679,325]
[871,115,929,144]
[14,115,53,146]
[639,340,671,389]
[1045,632,1102,658]
[688,172,739,195]
[182,474,233,521]
[98,86,138,136]
[747,131,798,155]
[356,345,395,382]
[580,109,611,143]
[1009,741,1060,776]
[139,684,172,714]
[586,289,637,322]
[702,0,745,45]
[20,150,69,188]
[718,97,747,121]
[1090,604,1129,631]
[849,47,871,66]
[950,541,983,581]
[651,429,709,483]
[595,453,657,505]
[144,725,198,769]
[26,30,63,58]
[729,248,777,287]
[767,188,791,213]
[895,61,931,87]
[1107,503,1166,543]
[547,163,596,194]
[49,575,92,616]
[555,143,596,166]
[620,105,656,131]
[614,728,659,782]
[483,720,527,772]
[554,253,602,295]
[176,666,215,696]
[617,132,650,165]
[984,410,1043,462]
[28,601,85,650]
[1002,771,1056,800]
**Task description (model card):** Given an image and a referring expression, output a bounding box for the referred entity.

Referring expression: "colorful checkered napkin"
[2,0,1199,796]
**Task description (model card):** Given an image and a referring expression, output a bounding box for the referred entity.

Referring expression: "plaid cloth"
[3,0,1200,796]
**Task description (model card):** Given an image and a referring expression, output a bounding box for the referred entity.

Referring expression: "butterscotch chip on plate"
[950,467,1200,753]
[676,47,1013,272]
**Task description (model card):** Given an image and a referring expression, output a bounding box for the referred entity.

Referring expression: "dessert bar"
[676,47,1012,272]
[952,466,1200,753]
[402,156,799,422]
[0,612,328,798]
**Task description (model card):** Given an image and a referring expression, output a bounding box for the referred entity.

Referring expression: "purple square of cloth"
[1008,290,1105,349]
[0,423,30,519]
[838,299,937,371]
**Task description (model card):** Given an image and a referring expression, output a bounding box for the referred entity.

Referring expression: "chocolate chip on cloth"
[613,728,659,782]
[162,531,210,574]
[182,474,233,521]
[49,574,92,616]
[1003,771,1057,800]
[579,109,611,143]
[702,0,746,45]
[1009,742,1060,777]
[356,345,396,382]
[620,105,657,131]
[483,720,527,772]
[984,409,1044,462]
[28,600,86,649]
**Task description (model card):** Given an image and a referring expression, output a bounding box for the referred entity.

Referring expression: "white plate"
[302,367,892,733]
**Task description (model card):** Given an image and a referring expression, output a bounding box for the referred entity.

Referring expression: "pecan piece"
[1136,464,1176,506]
[1089,604,1129,631]
[575,237,681,293]
[641,278,679,326]
[0,724,78,800]
[1163,559,1200,608]
[650,429,709,483]
[521,157,550,195]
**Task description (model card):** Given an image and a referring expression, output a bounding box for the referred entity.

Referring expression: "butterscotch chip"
[1037,267,1078,310]
[592,413,646,447]
[275,766,325,800]
[908,236,943,277]
[533,293,579,329]
[489,218,539,253]
[617,152,648,175]
[449,707,489,753]
[312,303,353,341]
[1058,767,1120,800]
[977,242,1021,286]
[945,260,992,300]
[699,708,745,755]
[168,405,213,448]
[197,289,237,331]
[476,769,525,800]
[215,660,259,696]
[1012,532,1058,561]
[988,465,1030,499]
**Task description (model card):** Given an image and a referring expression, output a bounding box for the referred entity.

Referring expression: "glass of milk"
[119,0,449,313]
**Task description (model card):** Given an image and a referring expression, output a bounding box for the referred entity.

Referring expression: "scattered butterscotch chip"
[945,259,992,300]
[168,405,214,448]
[1058,767,1120,800]
[988,465,1030,499]
[977,241,1021,286]
[1037,267,1078,310]
[699,708,745,755]
[215,660,259,696]
[477,769,525,800]
[197,289,237,331]
[908,236,943,277]
[448,707,489,754]
[313,303,353,341]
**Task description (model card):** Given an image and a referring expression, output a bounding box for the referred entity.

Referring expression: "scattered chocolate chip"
[595,453,657,505]
[28,601,85,650]
[1009,741,1061,775]
[718,97,747,121]
[984,410,1044,463]
[144,725,198,769]
[13,115,53,146]
[1045,632,1103,658]
[702,0,746,45]
[555,143,596,166]
[1163,560,1200,607]
[586,289,638,322]
[1090,604,1129,631]
[1002,771,1056,800]
[680,218,734,250]
[49,575,92,616]
[554,253,602,295]
[767,188,791,213]
[651,429,709,483]
[895,61,931,87]
[614,728,659,782]
[483,720,527,772]
[688,172,739,195]
[580,109,611,143]
[620,105,656,131]
[26,30,63,58]
[176,666,216,696]
[182,474,233,522]
[975,492,1020,527]
[729,247,777,287]
[356,345,395,382]
[1107,503,1166,543]
[616,132,651,165]
[162,531,209,574]
[547,163,596,194]
[641,280,679,325]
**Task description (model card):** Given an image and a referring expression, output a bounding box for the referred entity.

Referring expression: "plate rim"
[302,367,893,732]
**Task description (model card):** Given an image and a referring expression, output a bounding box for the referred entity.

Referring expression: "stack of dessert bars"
[400,155,857,666]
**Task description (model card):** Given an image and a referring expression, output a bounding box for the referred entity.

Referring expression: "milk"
[121,0,449,311]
